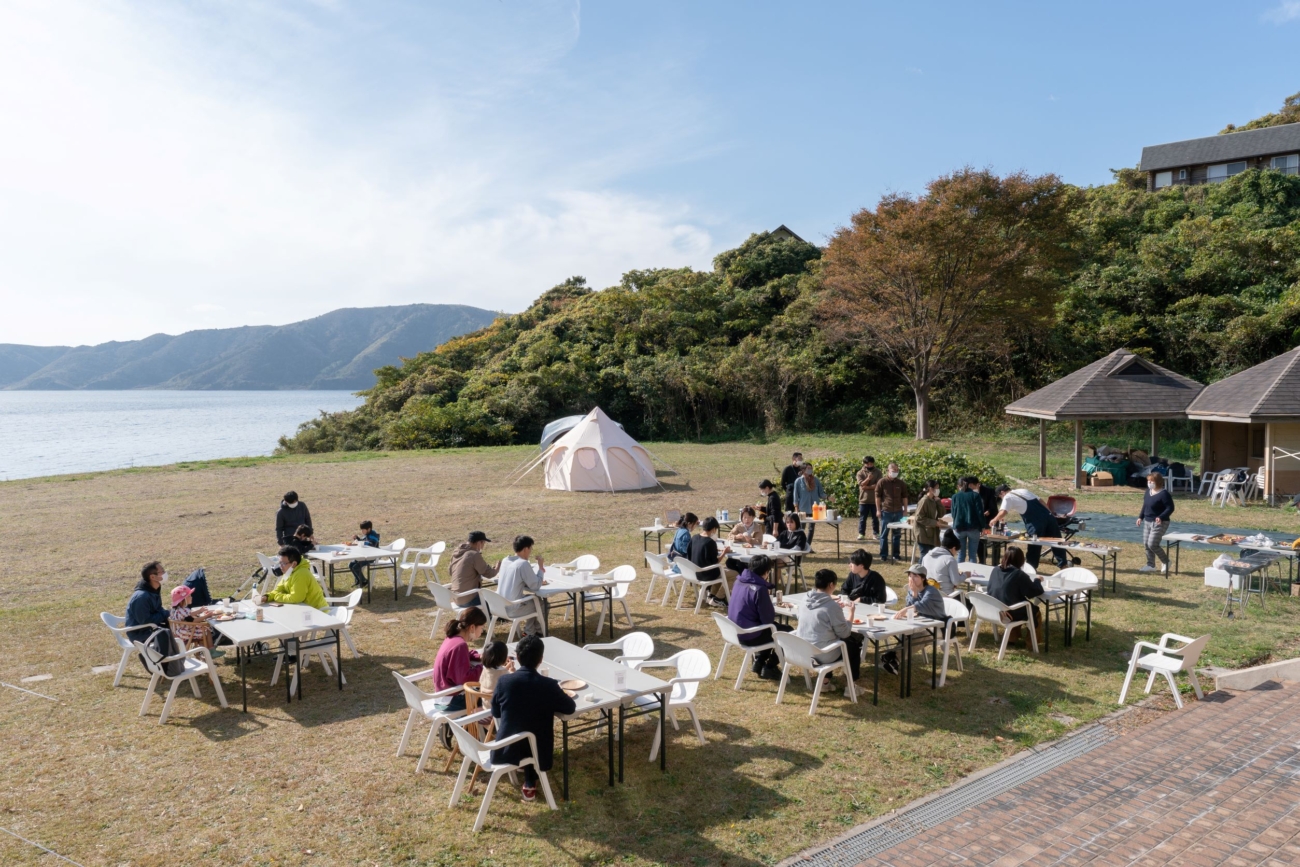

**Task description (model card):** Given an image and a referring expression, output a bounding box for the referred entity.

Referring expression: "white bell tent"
[515,407,660,492]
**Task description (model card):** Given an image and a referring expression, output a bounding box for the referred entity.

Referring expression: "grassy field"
[3,434,1300,866]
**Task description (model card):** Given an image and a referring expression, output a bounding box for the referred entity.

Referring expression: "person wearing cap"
[895,563,947,622]
[274,491,312,547]
[855,456,882,541]
[842,549,888,604]
[450,531,500,606]
[794,569,862,681]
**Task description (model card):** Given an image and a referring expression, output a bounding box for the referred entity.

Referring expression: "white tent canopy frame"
[509,408,667,492]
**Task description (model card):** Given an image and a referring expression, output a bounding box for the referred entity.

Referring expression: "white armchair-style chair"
[583,631,655,667]
[429,581,484,639]
[772,632,858,715]
[324,588,364,657]
[1118,633,1210,709]
[629,649,711,761]
[480,587,546,643]
[1168,464,1195,493]
[672,558,729,614]
[966,591,1038,660]
[101,612,151,687]
[133,639,227,724]
[587,564,637,636]
[712,613,778,690]
[918,597,969,687]
[553,554,600,572]
[393,669,466,773]
[643,552,681,605]
[447,709,558,832]
[399,541,447,597]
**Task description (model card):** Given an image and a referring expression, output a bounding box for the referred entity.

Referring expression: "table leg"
[607,588,616,642]
[240,645,248,713]
[328,563,335,596]
[1086,590,1092,641]
[295,637,303,701]
[1042,601,1049,654]
[336,630,343,691]
[643,532,649,553]
[618,704,625,783]
[562,720,570,801]
[931,627,937,689]
[285,640,292,704]
[659,692,667,772]
[873,641,880,706]
[577,592,586,645]
[607,708,614,787]
[836,523,841,558]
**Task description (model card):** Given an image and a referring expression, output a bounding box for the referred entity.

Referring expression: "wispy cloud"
[1263,0,1300,23]
[0,0,720,345]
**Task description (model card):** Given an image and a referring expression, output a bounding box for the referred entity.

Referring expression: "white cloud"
[1263,0,1300,22]
[0,0,722,345]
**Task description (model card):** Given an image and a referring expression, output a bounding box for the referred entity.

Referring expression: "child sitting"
[477,641,512,692]
[348,520,380,588]
[169,585,216,652]
[290,524,316,556]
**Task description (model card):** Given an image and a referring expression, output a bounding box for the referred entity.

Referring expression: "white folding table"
[308,544,392,601]
[536,571,616,645]
[208,601,344,712]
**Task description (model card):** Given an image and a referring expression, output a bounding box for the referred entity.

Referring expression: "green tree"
[1220,90,1300,133]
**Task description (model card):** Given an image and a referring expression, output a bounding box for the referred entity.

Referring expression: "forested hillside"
[281,98,1300,453]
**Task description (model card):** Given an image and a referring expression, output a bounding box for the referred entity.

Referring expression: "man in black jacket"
[972,478,998,565]
[760,480,783,536]
[780,452,803,514]
[274,491,312,546]
[689,516,726,607]
[490,635,576,803]
[842,549,888,604]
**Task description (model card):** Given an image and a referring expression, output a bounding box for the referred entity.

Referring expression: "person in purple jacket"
[1136,472,1175,574]
[726,555,789,681]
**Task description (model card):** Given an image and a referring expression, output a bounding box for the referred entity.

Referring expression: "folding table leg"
[240,645,248,713]
[618,704,625,783]
[873,641,880,706]
[562,719,569,801]
[607,708,614,787]
[659,692,667,772]
[931,628,937,689]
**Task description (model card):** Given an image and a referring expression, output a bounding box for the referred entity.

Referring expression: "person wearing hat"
[450,531,500,607]
[855,456,882,541]
[895,562,947,623]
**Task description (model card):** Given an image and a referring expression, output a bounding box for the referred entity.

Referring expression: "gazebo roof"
[1005,349,1203,421]
[1187,346,1300,422]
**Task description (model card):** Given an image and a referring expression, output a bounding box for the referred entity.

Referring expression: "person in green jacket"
[261,546,328,611]
[949,476,988,564]
[913,479,944,557]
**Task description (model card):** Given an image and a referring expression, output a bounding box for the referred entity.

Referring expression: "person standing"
[991,486,1068,571]
[972,478,998,564]
[949,476,988,564]
[449,530,500,606]
[793,463,825,544]
[913,479,943,559]
[875,462,909,563]
[1137,472,1174,574]
[490,635,576,804]
[760,480,783,536]
[855,456,882,541]
[275,491,312,547]
[780,452,804,514]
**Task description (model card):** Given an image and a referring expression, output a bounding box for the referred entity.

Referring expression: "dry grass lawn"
[3,435,1299,866]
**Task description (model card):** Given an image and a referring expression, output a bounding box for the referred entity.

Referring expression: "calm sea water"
[0,391,363,480]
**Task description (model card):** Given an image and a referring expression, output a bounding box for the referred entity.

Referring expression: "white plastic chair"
[966,591,1038,660]
[447,709,558,832]
[101,612,152,687]
[400,541,447,597]
[672,558,729,614]
[584,565,637,636]
[712,613,777,690]
[772,632,857,715]
[393,669,466,773]
[553,554,600,572]
[365,537,407,587]
[583,631,655,667]
[480,587,545,643]
[429,581,484,639]
[1118,633,1210,709]
[133,639,227,724]
[1047,567,1098,638]
[644,552,682,605]
[324,588,364,657]
[1168,464,1194,493]
[271,634,344,694]
[629,649,710,761]
[917,597,968,687]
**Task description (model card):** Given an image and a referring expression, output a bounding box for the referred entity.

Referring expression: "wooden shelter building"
[1004,349,1204,489]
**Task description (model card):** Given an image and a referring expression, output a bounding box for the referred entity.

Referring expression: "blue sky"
[2,0,1299,345]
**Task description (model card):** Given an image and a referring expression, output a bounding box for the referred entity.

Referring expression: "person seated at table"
[275,490,312,547]
[477,640,513,692]
[490,634,577,803]
[432,608,488,712]
[498,535,547,635]
[760,480,783,535]
[777,512,808,552]
[842,549,888,604]
[168,585,214,623]
[921,530,963,595]
[894,563,947,623]
[987,546,1043,646]
[260,546,328,611]
[729,506,764,546]
[288,524,316,557]
[347,520,381,588]
[668,512,698,562]
[125,560,173,642]
[450,530,500,607]
[794,569,862,681]
[727,554,789,680]
[689,516,728,607]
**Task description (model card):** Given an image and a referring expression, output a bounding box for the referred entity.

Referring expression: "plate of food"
[214,614,237,622]
[559,679,587,692]
[852,618,864,625]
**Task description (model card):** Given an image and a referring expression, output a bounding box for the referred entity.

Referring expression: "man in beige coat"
[449,531,500,605]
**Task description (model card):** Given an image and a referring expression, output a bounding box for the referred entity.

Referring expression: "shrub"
[809,447,1009,518]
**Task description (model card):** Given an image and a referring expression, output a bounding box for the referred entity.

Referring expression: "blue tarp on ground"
[1073,511,1296,547]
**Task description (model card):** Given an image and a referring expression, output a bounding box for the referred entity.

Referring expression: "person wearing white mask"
[125,561,173,641]
[1136,472,1174,573]
[875,462,909,563]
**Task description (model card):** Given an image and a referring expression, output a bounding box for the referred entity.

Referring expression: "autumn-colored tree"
[820,168,1079,439]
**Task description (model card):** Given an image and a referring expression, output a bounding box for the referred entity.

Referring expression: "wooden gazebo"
[1005,349,1204,489]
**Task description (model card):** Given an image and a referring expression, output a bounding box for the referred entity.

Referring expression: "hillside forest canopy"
[280,95,1300,454]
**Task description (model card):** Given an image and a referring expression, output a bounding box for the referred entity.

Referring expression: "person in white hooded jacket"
[794,569,862,680]
[921,530,963,595]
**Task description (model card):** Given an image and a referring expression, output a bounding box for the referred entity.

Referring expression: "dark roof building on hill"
[1139,122,1300,191]
[1005,349,1204,487]
[769,224,808,245]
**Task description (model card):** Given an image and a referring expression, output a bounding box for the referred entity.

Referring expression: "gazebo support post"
[1266,423,1275,506]
[1038,419,1047,478]
[1073,420,1083,490]
[1150,419,1159,458]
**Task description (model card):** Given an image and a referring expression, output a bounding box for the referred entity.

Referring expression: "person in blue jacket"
[1136,472,1175,574]
[125,561,171,642]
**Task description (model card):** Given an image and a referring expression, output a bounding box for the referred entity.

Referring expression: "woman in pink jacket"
[432,608,488,713]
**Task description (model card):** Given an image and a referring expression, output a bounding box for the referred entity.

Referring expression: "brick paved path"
[867,683,1300,866]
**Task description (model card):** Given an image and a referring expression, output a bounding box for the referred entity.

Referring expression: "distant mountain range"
[0,304,499,391]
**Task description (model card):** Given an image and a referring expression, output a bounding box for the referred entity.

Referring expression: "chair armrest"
[160,646,210,664]
[483,731,538,756]
[1004,600,1034,612]
[457,708,494,725]
[1159,633,1196,649]
[582,641,622,652]
[431,683,466,699]
[733,623,775,636]
[451,588,481,603]
[404,668,436,681]
[1130,640,1164,657]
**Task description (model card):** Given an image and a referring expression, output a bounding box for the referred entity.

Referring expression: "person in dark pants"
[876,462,909,563]
[991,486,1068,571]
[348,520,381,587]
[490,635,576,803]
[125,561,172,641]
[726,554,789,680]
[760,480,783,536]
[689,516,727,606]
[856,456,881,541]
[972,478,998,564]
[274,491,312,547]
[780,452,804,514]
[987,546,1044,646]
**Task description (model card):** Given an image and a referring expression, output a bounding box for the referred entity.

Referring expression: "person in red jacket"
[432,608,488,713]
